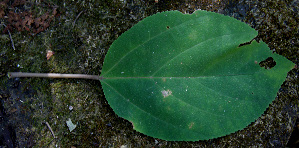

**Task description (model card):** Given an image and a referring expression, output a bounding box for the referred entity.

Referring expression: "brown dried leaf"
[12,0,28,7]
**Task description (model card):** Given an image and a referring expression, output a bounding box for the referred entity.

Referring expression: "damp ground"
[0,0,298,147]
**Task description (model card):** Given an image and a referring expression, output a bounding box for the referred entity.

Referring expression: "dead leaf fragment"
[46,50,54,60]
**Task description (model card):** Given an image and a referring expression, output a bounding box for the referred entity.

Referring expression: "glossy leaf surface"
[100,10,294,141]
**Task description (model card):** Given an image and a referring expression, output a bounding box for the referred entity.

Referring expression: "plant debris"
[0,0,59,36]
[46,50,54,60]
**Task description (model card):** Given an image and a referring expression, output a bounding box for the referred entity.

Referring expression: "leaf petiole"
[7,72,102,80]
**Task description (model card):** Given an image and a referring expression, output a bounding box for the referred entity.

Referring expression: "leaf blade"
[100,10,294,141]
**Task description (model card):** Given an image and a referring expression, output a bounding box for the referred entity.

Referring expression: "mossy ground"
[0,0,298,147]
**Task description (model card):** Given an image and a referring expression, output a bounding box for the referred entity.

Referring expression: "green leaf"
[100,10,294,141]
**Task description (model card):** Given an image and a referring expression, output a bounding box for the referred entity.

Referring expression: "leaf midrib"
[101,72,257,80]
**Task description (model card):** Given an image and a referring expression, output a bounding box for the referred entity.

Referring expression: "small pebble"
[69,106,73,111]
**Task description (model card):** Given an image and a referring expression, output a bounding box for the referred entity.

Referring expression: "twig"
[1,23,16,50]
[44,122,56,139]
[72,10,85,28]
[8,72,102,80]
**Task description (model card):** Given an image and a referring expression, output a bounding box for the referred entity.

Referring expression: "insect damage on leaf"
[259,57,276,69]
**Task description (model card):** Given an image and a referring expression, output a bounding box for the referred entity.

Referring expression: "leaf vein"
[102,16,204,76]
